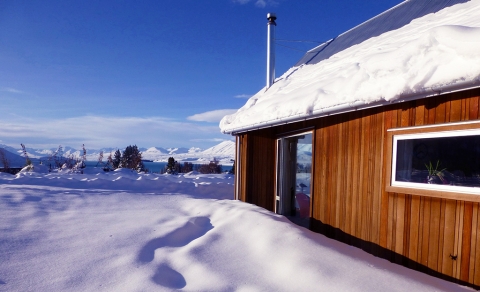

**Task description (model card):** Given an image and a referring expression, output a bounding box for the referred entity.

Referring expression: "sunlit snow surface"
[0,167,471,291]
[220,0,480,133]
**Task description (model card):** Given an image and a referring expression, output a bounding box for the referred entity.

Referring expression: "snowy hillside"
[0,144,90,161]
[141,141,235,164]
[190,141,235,163]
[141,147,168,158]
[0,168,470,291]
[201,140,235,156]
[166,147,191,155]
[0,148,28,167]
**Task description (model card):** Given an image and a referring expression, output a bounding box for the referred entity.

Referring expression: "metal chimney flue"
[266,13,276,89]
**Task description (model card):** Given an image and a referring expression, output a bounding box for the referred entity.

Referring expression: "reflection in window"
[295,134,312,220]
[395,134,480,188]
[276,132,312,228]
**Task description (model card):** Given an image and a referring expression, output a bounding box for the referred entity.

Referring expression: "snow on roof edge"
[222,81,480,135]
[220,0,480,135]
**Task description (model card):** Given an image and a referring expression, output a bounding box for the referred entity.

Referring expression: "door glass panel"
[276,132,312,228]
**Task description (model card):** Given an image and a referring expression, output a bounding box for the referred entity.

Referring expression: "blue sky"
[0,0,400,150]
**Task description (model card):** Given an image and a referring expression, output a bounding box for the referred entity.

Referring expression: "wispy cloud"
[0,115,227,149]
[232,0,279,7]
[232,0,250,4]
[234,94,252,99]
[190,138,233,142]
[1,87,24,94]
[255,0,267,8]
[187,109,237,123]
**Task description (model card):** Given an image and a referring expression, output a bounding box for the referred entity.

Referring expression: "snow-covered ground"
[0,167,472,291]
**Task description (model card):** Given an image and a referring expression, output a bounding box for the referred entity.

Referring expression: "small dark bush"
[198,158,222,174]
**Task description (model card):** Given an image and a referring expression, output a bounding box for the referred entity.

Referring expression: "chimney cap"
[267,13,277,21]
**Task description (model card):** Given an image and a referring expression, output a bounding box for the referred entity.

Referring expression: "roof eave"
[222,80,480,135]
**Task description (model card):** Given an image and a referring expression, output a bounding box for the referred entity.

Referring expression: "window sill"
[386,184,480,202]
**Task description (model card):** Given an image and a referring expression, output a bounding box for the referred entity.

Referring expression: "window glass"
[394,134,480,188]
[276,132,312,228]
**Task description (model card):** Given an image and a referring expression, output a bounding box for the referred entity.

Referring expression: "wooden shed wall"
[237,129,276,211]
[236,88,480,288]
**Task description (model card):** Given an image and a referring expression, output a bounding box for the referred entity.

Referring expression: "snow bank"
[0,169,472,291]
[220,0,480,133]
[6,167,234,199]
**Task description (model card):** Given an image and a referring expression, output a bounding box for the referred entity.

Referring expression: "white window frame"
[274,130,313,215]
[386,120,480,202]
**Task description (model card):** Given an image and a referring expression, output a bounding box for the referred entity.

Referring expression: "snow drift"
[0,168,471,291]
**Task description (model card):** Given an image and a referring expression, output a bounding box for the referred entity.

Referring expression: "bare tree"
[0,148,10,171]
[198,158,223,174]
[81,144,87,168]
[100,152,114,171]
[96,150,104,166]
[20,143,32,166]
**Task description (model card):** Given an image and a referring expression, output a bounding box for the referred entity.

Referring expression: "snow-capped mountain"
[141,141,235,164]
[0,141,236,166]
[141,147,167,158]
[202,141,235,156]
[0,144,86,160]
[166,147,191,155]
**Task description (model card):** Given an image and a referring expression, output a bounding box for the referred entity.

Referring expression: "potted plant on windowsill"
[425,160,447,184]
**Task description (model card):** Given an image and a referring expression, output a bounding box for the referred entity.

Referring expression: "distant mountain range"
[0,141,235,167]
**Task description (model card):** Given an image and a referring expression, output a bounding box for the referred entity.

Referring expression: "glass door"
[276,132,312,228]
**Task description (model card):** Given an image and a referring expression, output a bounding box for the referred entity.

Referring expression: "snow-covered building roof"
[220,0,480,134]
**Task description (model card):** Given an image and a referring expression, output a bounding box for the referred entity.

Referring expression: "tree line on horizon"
[0,144,88,174]
[1,144,232,175]
[162,157,226,174]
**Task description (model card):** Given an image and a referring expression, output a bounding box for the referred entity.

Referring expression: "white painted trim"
[393,181,480,195]
[275,131,313,215]
[274,139,280,214]
[391,128,480,195]
[393,129,480,140]
[234,137,241,200]
[388,120,480,132]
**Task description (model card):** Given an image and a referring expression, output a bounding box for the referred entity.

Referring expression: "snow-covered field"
[0,167,472,291]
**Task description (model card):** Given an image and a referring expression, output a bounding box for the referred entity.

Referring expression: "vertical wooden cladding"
[379,91,480,286]
[238,128,276,211]
[310,89,480,287]
[312,109,384,252]
[236,134,248,202]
